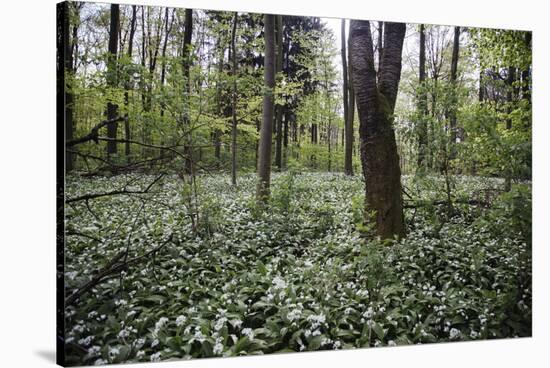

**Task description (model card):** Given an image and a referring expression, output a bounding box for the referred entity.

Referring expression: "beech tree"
[342,19,353,176]
[106,4,120,155]
[256,14,276,203]
[349,20,406,240]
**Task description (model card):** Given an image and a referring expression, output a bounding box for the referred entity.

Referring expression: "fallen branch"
[66,117,124,147]
[403,199,490,209]
[66,173,165,203]
[65,234,174,307]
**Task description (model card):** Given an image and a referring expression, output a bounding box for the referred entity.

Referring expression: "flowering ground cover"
[63,172,531,365]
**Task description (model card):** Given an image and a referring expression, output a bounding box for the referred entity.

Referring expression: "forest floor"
[63,172,531,365]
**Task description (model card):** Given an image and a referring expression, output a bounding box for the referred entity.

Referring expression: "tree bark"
[342,19,353,176]
[106,4,120,156]
[349,20,406,240]
[274,15,284,170]
[124,5,137,161]
[448,26,460,159]
[417,24,428,171]
[231,12,238,186]
[182,9,193,173]
[256,14,276,203]
[61,2,75,172]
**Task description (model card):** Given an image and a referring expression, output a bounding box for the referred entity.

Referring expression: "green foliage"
[64,173,531,365]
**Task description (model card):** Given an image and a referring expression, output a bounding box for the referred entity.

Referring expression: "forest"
[57,1,532,366]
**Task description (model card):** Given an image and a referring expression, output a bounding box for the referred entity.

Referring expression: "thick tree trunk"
[256,14,276,203]
[349,20,406,240]
[342,19,353,176]
[274,15,284,170]
[61,2,75,172]
[348,24,356,162]
[106,4,120,156]
[231,13,238,186]
[417,24,428,171]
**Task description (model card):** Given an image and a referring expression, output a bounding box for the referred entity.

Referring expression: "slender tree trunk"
[448,26,460,160]
[522,32,531,103]
[504,66,516,191]
[182,9,193,173]
[231,13,238,186]
[349,20,406,240]
[256,14,276,203]
[106,4,120,156]
[61,2,75,172]
[417,24,428,171]
[342,19,353,175]
[274,15,284,170]
[124,5,137,161]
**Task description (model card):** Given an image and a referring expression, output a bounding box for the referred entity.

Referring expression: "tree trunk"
[106,4,120,156]
[505,66,516,191]
[61,2,75,172]
[124,5,137,161]
[342,19,353,176]
[417,24,428,171]
[274,15,284,170]
[231,12,238,186]
[349,20,406,240]
[348,23,356,162]
[448,26,460,160]
[256,14,276,203]
[182,9,193,173]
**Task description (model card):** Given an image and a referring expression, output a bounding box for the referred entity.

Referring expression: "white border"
[0,0,547,367]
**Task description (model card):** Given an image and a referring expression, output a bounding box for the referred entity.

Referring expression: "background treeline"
[63,2,531,186]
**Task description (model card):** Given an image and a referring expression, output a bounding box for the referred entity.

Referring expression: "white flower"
[150,352,162,362]
[176,315,186,327]
[151,338,159,348]
[94,358,108,365]
[287,308,302,322]
[193,329,206,343]
[108,347,119,358]
[214,317,227,331]
[272,276,287,290]
[136,350,145,359]
[78,335,94,346]
[449,328,461,340]
[87,345,101,356]
[213,342,224,355]
[333,340,342,349]
[230,319,243,329]
[242,328,254,340]
[388,340,396,346]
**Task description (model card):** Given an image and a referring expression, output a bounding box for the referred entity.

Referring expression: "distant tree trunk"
[124,5,137,161]
[256,14,276,203]
[448,26,460,159]
[182,9,193,173]
[504,66,516,191]
[106,4,120,156]
[342,19,353,176]
[214,33,225,162]
[61,2,75,172]
[159,8,174,120]
[522,32,531,103]
[478,70,485,102]
[349,20,406,240]
[231,12,238,186]
[417,24,428,171]
[274,15,284,170]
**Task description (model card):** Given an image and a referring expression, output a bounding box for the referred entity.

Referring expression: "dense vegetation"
[64,173,531,365]
[58,1,531,366]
